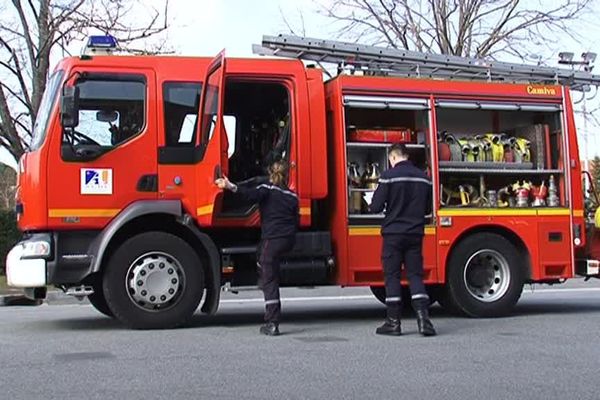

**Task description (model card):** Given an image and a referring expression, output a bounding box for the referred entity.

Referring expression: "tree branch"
[11,0,37,66]
[315,0,593,60]
[0,37,33,117]
[0,85,25,158]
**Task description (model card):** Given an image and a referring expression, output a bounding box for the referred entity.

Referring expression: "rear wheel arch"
[442,226,531,317]
[446,225,532,281]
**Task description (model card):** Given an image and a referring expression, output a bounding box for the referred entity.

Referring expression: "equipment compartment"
[436,103,567,209]
[343,99,431,220]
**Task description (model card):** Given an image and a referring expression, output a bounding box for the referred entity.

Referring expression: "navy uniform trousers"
[382,233,429,318]
[258,236,295,323]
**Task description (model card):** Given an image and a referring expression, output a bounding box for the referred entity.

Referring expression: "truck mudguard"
[88,200,220,315]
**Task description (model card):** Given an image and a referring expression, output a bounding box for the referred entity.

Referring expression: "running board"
[221,246,257,255]
[221,282,260,294]
[64,285,94,297]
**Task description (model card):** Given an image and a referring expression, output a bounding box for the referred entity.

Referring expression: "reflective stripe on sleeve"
[256,184,298,198]
[378,177,432,185]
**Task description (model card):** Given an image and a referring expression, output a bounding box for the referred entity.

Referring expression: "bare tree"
[316,0,592,59]
[0,164,16,210]
[0,0,171,164]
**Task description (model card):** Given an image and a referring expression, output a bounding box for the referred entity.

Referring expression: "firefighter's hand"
[215,176,235,191]
[214,177,229,189]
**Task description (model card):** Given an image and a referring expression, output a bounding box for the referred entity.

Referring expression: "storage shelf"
[439,161,534,170]
[440,206,564,210]
[439,168,563,175]
[347,142,425,149]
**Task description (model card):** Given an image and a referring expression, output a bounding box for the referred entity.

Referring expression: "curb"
[0,290,79,307]
[0,294,43,306]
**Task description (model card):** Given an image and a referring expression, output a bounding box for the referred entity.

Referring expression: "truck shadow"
[189,303,387,328]
[189,298,600,328]
[512,300,600,316]
[41,297,600,331]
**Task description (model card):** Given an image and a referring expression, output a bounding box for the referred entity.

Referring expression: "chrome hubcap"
[126,252,185,311]
[463,249,510,302]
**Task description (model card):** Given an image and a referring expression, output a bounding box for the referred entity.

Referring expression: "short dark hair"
[389,143,408,158]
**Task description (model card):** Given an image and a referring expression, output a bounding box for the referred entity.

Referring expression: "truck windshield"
[29,70,64,151]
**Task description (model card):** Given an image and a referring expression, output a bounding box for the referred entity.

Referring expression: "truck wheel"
[445,233,525,317]
[370,286,386,304]
[102,232,204,329]
[88,286,113,318]
[426,285,443,306]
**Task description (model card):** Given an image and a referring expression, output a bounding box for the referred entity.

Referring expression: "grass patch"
[0,274,20,295]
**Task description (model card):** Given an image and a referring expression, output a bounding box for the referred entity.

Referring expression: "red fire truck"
[6,35,600,329]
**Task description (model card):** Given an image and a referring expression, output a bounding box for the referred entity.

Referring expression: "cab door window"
[63,76,145,151]
[163,82,202,146]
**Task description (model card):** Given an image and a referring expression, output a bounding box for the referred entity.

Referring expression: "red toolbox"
[348,127,413,143]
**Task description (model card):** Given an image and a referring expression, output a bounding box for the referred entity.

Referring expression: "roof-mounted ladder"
[253,35,600,91]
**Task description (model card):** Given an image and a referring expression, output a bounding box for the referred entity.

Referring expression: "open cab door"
[195,51,229,225]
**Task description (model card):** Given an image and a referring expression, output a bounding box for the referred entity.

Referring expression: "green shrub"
[0,210,20,274]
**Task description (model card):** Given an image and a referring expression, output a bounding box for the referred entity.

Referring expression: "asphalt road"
[1,282,600,400]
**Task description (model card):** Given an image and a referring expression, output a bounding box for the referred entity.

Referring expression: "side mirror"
[96,110,118,123]
[61,86,79,128]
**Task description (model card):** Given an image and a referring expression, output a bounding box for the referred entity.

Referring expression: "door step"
[64,285,94,298]
[221,282,260,294]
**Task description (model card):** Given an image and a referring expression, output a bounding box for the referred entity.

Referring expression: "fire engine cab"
[6,35,600,329]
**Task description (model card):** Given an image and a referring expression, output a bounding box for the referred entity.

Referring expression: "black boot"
[376,318,402,336]
[415,308,436,337]
[260,322,280,336]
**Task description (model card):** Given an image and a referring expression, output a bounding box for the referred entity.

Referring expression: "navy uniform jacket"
[370,160,432,236]
[235,183,299,239]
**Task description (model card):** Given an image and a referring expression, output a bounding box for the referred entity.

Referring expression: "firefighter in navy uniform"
[370,143,436,336]
[215,161,299,336]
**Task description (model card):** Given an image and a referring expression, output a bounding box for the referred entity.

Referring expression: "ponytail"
[268,161,288,187]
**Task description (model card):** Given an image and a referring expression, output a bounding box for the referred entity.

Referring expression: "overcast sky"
[168,0,327,56]
[0,0,326,169]
[1,0,599,168]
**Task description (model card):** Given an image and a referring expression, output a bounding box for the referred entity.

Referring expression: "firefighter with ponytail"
[215,161,299,336]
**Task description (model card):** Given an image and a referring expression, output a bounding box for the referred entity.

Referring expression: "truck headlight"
[21,240,51,259]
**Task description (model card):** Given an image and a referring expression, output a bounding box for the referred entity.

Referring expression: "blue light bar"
[87,35,118,49]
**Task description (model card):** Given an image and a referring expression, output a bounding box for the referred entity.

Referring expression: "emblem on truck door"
[80,168,113,195]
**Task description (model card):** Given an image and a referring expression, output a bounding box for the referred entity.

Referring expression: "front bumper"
[6,231,99,289]
[6,243,47,288]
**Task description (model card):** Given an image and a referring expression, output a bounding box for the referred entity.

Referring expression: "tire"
[88,287,114,318]
[445,233,525,317]
[426,285,444,306]
[370,286,386,305]
[102,232,204,329]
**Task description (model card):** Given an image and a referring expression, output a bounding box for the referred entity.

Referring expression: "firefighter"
[215,161,299,336]
[370,143,436,336]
